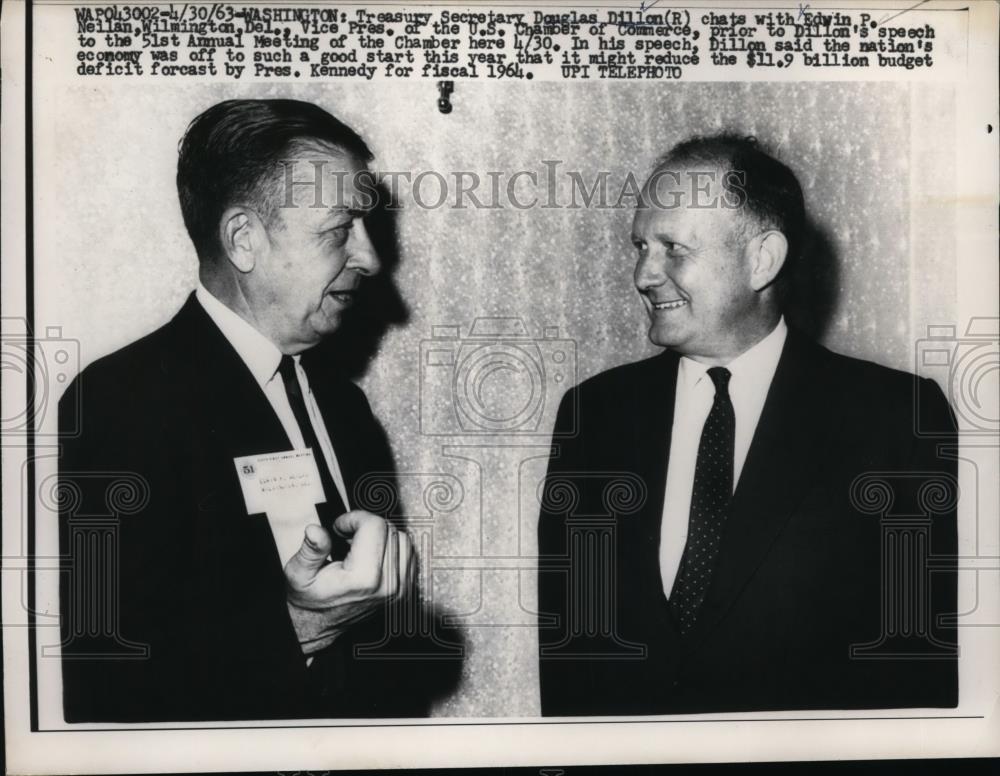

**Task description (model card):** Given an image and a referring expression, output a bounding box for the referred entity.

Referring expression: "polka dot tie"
[669,367,735,635]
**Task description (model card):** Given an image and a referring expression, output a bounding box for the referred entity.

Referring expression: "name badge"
[234,449,325,516]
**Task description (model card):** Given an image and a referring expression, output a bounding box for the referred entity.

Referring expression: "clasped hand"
[284,510,414,654]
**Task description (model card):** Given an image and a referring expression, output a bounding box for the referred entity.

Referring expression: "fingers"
[305,512,416,604]
[405,531,417,590]
[380,525,401,598]
[284,523,333,589]
[336,511,389,592]
[332,509,373,537]
[397,527,414,596]
[378,524,414,600]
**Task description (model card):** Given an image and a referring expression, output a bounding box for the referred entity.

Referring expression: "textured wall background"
[39,80,955,716]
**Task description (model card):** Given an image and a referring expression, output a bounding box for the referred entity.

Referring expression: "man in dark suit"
[538,135,958,715]
[58,100,420,721]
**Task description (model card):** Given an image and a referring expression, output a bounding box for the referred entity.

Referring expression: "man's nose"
[347,219,381,276]
[634,250,665,292]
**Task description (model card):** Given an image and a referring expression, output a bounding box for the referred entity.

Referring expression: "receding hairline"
[641,158,735,197]
[248,136,372,217]
[637,160,757,244]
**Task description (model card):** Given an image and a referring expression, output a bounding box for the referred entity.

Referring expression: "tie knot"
[707,366,731,395]
[277,354,297,386]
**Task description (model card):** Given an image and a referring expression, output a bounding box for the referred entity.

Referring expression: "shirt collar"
[195,282,286,390]
[677,317,788,393]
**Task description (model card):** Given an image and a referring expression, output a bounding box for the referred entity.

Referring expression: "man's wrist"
[286,600,343,654]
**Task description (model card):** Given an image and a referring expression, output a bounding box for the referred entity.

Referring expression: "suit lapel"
[626,352,682,640]
[684,331,836,650]
[171,294,292,461]
[170,295,293,582]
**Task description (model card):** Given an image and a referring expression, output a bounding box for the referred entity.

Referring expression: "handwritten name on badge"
[234,449,325,516]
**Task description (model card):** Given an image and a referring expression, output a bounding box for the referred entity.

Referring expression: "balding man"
[538,135,958,715]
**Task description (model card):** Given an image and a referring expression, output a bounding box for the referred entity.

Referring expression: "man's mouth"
[651,299,688,310]
[326,289,356,307]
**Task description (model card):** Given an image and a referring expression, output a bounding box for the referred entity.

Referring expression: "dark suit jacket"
[538,330,958,715]
[58,294,424,721]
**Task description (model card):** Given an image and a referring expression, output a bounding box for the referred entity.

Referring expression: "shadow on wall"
[339,599,468,717]
[782,215,840,343]
[316,181,411,382]
[343,464,469,715]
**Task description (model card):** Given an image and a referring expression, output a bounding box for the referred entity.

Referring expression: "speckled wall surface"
[40,81,955,716]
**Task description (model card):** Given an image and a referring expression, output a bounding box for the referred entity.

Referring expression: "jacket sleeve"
[57,367,197,721]
[909,376,959,706]
[537,386,590,716]
[843,373,960,709]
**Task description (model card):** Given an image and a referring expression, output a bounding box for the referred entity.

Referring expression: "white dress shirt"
[196,284,350,566]
[659,318,788,598]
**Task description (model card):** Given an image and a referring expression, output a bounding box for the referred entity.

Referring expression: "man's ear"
[748,230,788,292]
[219,207,264,274]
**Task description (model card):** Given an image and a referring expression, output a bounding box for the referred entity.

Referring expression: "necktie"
[669,366,735,635]
[277,355,350,556]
